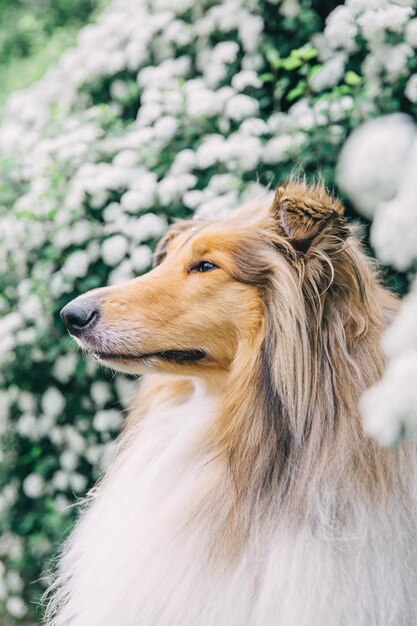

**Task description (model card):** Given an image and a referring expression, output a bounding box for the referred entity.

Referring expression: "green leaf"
[287,80,306,101]
[298,46,318,62]
[260,72,274,83]
[345,70,362,86]
[16,209,36,220]
[308,64,323,78]
[281,56,303,71]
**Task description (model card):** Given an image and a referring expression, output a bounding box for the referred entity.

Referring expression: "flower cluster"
[1,0,416,623]
[338,113,417,446]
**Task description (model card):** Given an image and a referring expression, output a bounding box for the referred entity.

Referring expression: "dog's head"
[61,182,351,381]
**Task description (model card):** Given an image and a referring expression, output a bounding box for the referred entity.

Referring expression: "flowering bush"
[1,0,416,623]
[338,113,417,446]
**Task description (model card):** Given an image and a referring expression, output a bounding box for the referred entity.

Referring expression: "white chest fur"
[47,380,417,626]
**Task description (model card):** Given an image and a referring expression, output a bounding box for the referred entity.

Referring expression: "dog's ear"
[271,182,347,254]
[153,219,199,267]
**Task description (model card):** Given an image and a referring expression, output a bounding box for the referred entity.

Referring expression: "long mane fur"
[217,188,401,533]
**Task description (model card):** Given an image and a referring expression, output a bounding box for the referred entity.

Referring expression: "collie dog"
[47,182,417,626]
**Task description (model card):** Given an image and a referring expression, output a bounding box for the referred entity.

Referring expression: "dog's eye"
[189,260,218,273]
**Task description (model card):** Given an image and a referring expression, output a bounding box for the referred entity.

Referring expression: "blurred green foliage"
[0,0,107,112]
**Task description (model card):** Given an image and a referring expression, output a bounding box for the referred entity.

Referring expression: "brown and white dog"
[46,182,417,626]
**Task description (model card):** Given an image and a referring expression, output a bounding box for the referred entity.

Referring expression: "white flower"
[41,387,66,419]
[52,470,70,491]
[327,96,354,121]
[405,74,417,103]
[158,174,197,205]
[163,19,193,47]
[196,191,238,219]
[208,174,237,194]
[90,381,112,407]
[361,352,417,446]
[241,53,263,71]
[183,189,204,209]
[202,41,240,87]
[203,61,228,88]
[185,85,222,117]
[382,281,417,360]
[38,413,57,437]
[54,494,71,515]
[131,245,153,272]
[16,391,35,414]
[371,195,417,271]
[224,134,262,170]
[263,133,306,164]
[310,54,346,92]
[138,57,190,88]
[52,353,78,384]
[384,43,413,81]
[103,202,123,223]
[19,294,43,321]
[0,312,22,338]
[129,213,167,242]
[6,597,27,619]
[110,79,131,101]
[121,171,157,212]
[101,234,128,266]
[268,112,294,134]
[93,409,122,432]
[153,116,178,141]
[238,14,263,53]
[84,444,103,465]
[406,18,417,47]
[22,474,45,498]
[240,117,268,136]
[48,427,64,446]
[324,5,358,52]
[212,41,239,64]
[225,94,259,121]
[232,69,262,91]
[359,5,413,44]
[337,114,416,218]
[63,250,90,278]
[169,149,195,175]
[60,450,79,472]
[347,0,387,10]
[288,99,316,130]
[153,0,195,14]
[112,149,138,168]
[6,571,24,593]
[279,0,301,18]
[65,426,86,454]
[195,135,225,168]
[69,473,88,493]
[16,414,40,440]
[137,103,163,125]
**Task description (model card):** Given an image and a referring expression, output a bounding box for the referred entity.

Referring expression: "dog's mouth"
[93,349,207,364]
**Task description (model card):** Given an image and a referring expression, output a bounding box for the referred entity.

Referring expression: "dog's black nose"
[60,299,99,334]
